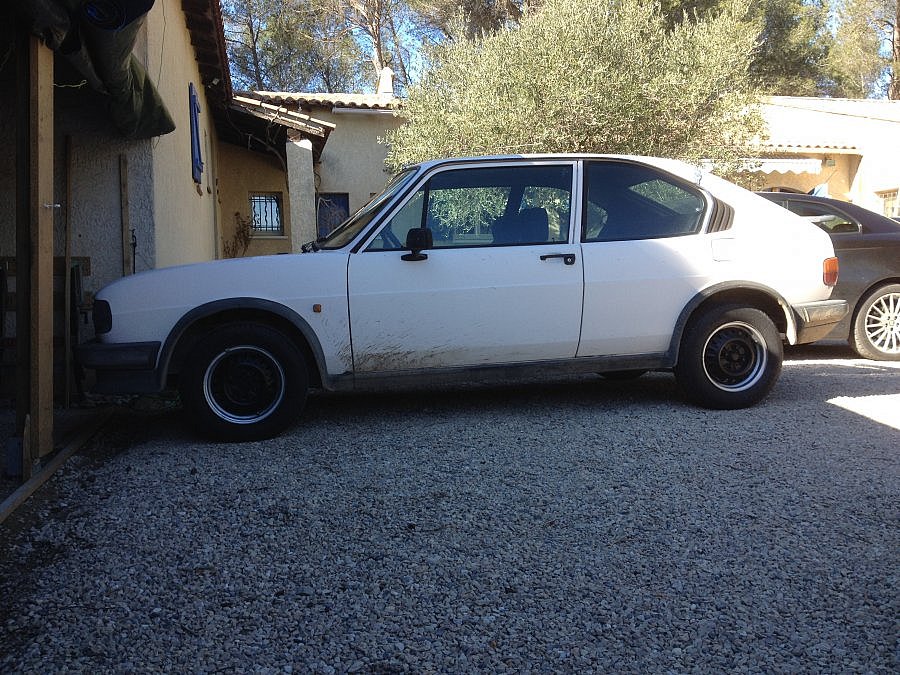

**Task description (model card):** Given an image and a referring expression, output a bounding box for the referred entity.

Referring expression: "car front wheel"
[180,323,309,441]
[676,305,783,409]
[850,283,900,361]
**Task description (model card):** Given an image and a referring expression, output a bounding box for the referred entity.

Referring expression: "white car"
[79,155,847,440]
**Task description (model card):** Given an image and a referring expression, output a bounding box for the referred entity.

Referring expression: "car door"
[577,160,712,357]
[347,161,583,373]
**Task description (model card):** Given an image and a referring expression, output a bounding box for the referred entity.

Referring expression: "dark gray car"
[757,192,900,360]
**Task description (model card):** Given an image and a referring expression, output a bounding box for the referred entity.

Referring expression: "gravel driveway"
[1,345,897,673]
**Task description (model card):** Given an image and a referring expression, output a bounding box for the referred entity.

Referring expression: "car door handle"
[540,253,577,265]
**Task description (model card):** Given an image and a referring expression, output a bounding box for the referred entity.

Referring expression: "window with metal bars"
[250,193,284,235]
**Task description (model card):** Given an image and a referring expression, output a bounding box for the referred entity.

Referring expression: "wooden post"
[27,35,55,471]
[120,155,133,275]
[64,136,73,408]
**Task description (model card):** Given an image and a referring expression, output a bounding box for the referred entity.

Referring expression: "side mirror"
[402,228,433,261]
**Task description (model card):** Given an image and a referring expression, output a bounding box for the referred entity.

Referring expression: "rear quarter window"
[584,162,706,242]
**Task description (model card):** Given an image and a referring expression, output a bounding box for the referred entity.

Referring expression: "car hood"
[96,251,349,344]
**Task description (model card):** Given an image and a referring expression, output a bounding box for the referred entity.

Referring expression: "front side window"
[583,162,705,242]
[785,200,860,234]
[368,164,573,251]
[250,192,284,235]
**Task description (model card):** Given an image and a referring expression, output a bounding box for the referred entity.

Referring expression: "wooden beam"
[120,155,133,276]
[28,35,55,468]
[64,136,73,408]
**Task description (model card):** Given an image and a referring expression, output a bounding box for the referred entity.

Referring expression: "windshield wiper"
[301,240,320,253]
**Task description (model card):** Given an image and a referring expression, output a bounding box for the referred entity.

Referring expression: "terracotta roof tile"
[247,91,400,111]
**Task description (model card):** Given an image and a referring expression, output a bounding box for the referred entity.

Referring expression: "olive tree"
[385,0,766,171]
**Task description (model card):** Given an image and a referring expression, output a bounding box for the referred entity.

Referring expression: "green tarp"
[17,0,175,139]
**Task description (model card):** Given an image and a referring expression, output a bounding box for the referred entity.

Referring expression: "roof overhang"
[180,3,333,162]
[749,157,823,174]
[757,144,860,156]
[248,90,401,113]
[225,95,335,163]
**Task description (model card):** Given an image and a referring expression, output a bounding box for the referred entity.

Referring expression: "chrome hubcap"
[702,322,768,392]
[203,345,285,424]
[864,292,900,354]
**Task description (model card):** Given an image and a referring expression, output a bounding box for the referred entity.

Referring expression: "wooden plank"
[120,155,133,276]
[1,256,92,277]
[64,137,73,408]
[28,35,55,466]
[14,23,31,451]
[0,410,113,526]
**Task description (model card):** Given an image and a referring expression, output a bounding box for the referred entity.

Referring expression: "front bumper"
[77,340,163,393]
[792,299,849,344]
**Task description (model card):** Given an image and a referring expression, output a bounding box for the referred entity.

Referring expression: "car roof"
[409,154,706,186]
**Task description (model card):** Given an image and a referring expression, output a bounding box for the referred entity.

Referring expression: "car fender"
[667,281,797,362]
[158,297,332,388]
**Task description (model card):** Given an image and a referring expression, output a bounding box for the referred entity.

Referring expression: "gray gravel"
[1,345,898,673]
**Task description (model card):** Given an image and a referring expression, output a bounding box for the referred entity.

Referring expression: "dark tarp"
[16,0,175,139]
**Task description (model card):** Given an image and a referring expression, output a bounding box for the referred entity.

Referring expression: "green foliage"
[748,0,832,95]
[406,0,538,38]
[386,0,765,171]
[659,0,724,26]
[222,0,367,92]
[827,0,896,98]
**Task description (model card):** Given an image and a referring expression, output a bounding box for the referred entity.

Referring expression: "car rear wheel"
[850,284,900,361]
[676,305,782,409]
[180,323,308,441]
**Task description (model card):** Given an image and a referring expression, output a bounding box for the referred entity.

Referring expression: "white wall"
[313,109,405,214]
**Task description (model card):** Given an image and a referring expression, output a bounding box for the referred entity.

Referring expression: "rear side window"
[583,162,705,241]
[785,201,860,234]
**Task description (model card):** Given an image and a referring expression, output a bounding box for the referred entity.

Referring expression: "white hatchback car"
[79,155,847,440]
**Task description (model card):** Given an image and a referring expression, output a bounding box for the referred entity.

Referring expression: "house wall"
[0,35,155,309]
[219,107,404,254]
[217,142,292,257]
[314,108,404,215]
[144,0,219,268]
[847,133,900,214]
[54,82,156,294]
[756,99,900,215]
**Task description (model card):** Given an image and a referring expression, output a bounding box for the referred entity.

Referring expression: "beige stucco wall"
[144,0,219,267]
[313,109,405,214]
[217,142,292,256]
[752,99,900,215]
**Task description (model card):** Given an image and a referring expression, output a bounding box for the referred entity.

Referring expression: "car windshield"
[319,168,420,249]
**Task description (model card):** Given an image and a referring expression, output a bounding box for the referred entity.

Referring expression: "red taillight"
[823,257,839,287]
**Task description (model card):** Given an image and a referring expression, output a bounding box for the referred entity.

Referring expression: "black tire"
[599,370,648,380]
[850,283,900,361]
[179,323,308,441]
[675,305,782,409]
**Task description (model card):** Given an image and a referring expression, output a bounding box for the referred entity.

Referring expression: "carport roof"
[759,96,900,154]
